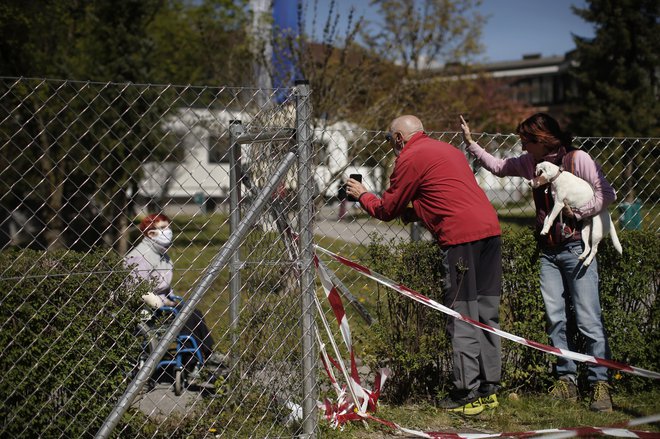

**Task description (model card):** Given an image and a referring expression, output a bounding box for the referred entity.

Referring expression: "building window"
[540,75,554,104]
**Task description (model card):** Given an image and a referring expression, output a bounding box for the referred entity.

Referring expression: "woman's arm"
[460,115,535,179]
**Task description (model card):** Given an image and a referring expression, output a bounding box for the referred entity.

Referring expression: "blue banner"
[272,0,303,103]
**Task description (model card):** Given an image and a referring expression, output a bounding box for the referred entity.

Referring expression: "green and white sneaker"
[480,393,499,409]
[477,383,500,409]
[438,394,485,416]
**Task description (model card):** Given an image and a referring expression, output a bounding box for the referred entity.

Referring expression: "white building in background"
[137,108,383,208]
[471,140,530,205]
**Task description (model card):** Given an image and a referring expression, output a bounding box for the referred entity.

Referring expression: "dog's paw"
[540,231,549,236]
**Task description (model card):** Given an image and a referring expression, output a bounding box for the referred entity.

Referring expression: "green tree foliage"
[146,0,252,86]
[367,0,485,75]
[568,0,660,137]
[0,1,253,254]
[0,1,171,252]
[351,0,528,133]
[0,0,162,80]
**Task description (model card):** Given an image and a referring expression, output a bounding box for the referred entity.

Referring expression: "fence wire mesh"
[0,77,658,438]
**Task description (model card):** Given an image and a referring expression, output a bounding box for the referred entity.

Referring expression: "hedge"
[0,249,147,438]
[364,229,659,403]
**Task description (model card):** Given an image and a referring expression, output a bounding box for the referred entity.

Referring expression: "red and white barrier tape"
[314,244,660,380]
[312,248,659,437]
[314,256,361,390]
[314,255,390,427]
[363,411,660,438]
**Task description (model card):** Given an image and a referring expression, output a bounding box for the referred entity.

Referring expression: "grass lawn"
[161,211,659,437]
[319,390,660,437]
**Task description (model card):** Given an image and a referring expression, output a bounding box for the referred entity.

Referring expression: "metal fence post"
[229,120,244,366]
[96,150,299,439]
[295,80,318,437]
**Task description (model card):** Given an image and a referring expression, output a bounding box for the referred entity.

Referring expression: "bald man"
[346,115,502,415]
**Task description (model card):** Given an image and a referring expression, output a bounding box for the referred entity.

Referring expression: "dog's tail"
[610,222,623,255]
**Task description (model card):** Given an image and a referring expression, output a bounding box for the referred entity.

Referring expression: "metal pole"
[96,150,298,439]
[229,120,243,365]
[410,222,421,241]
[235,128,295,143]
[296,80,318,438]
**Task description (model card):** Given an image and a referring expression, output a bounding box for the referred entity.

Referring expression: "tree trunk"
[623,140,636,203]
[35,110,66,251]
[112,188,131,255]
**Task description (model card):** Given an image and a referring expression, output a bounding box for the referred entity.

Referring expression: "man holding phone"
[346,174,362,201]
[346,115,503,415]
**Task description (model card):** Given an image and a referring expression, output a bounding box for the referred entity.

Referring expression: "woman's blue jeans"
[540,240,610,383]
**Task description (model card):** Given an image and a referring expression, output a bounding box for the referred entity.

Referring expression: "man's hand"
[346,178,367,202]
[460,115,473,145]
[401,207,419,224]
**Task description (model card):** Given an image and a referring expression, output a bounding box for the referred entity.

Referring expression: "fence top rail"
[235,128,297,144]
[318,127,660,142]
[0,76,295,93]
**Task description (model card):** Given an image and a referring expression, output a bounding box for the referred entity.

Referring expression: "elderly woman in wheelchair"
[127,214,226,394]
[136,294,218,395]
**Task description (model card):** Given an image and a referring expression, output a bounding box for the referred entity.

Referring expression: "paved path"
[134,383,200,418]
[314,204,433,245]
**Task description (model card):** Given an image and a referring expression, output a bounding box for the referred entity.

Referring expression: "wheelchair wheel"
[174,369,184,396]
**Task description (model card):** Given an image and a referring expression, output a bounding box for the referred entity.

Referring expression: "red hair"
[138,213,171,235]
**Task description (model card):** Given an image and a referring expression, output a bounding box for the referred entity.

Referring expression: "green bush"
[365,229,659,402]
[364,236,450,402]
[597,230,659,392]
[0,249,146,438]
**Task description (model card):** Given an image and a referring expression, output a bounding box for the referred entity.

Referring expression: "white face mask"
[150,227,173,249]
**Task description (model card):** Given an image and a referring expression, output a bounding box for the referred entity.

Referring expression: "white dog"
[532,161,622,266]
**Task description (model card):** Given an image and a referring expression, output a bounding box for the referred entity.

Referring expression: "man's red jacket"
[359,132,501,247]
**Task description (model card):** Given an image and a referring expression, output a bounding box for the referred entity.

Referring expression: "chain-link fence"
[0,77,658,438]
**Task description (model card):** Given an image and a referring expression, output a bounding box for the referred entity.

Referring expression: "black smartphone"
[347,174,362,202]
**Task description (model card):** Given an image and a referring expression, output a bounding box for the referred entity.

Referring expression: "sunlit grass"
[159,211,659,437]
[319,391,660,438]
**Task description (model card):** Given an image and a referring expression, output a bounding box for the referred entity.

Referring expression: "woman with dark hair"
[125,213,224,370]
[460,113,616,412]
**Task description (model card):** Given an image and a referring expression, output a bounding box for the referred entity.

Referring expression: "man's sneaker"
[480,393,499,409]
[477,383,499,409]
[549,376,578,401]
[589,381,613,412]
[438,394,484,416]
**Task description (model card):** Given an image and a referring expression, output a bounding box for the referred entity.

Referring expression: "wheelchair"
[135,295,205,396]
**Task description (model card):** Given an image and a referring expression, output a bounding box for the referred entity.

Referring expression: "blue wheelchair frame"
[138,295,205,395]
[154,305,205,371]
